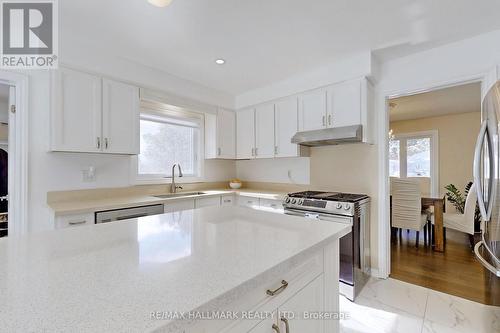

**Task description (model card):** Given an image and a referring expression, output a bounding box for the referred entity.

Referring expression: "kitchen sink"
[153,192,207,199]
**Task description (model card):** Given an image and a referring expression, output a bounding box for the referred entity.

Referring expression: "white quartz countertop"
[0,206,350,333]
[49,189,287,215]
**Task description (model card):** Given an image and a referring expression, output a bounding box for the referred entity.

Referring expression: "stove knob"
[336,203,343,209]
[344,204,351,211]
[285,197,291,203]
[298,199,304,205]
[291,199,297,204]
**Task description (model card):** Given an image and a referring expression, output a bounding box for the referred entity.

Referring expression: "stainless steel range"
[282,191,370,301]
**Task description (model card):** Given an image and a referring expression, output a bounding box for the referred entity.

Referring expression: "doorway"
[385,82,498,304]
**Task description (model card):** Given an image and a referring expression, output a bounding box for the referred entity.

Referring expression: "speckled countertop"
[48,189,288,215]
[0,206,350,332]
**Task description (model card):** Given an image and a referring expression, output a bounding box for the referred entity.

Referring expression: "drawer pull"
[266,280,288,296]
[69,220,86,225]
[223,199,232,203]
[272,324,280,333]
[281,318,290,333]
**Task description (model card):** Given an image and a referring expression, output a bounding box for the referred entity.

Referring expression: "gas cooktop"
[288,191,369,203]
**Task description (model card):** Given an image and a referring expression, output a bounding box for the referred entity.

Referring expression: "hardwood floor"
[390,230,499,305]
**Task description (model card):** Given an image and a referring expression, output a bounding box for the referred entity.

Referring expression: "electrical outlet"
[82,166,96,182]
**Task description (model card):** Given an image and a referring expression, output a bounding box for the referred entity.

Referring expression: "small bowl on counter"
[229,179,242,189]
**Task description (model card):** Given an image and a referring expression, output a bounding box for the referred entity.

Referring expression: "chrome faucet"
[170,164,183,193]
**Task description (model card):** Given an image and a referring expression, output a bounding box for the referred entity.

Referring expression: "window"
[137,102,202,182]
[389,131,437,180]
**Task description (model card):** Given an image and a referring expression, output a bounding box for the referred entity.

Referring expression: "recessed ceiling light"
[215,59,226,65]
[148,0,174,8]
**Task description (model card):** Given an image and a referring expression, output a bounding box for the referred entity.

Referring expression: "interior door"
[51,68,102,152]
[102,79,140,154]
[255,103,275,158]
[236,108,255,159]
[299,88,327,131]
[275,97,299,157]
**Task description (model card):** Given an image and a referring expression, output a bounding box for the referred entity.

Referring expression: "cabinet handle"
[272,324,281,333]
[251,148,255,157]
[255,148,258,156]
[104,138,109,149]
[328,114,332,126]
[274,146,278,155]
[266,280,288,296]
[217,147,221,156]
[281,318,290,333]
[322,115,326,126]
[223,199,231,203]
[96,137,101,149]
[69,220,86,226]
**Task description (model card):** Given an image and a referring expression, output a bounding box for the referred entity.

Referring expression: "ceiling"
[389,82,481,122]
[61,0,500,95]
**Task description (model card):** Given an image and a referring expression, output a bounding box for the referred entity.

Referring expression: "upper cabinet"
[298,77,374,143]
[205,108,236,159]
[236,108,255,159]
[236,98,309,160]
[298,88,327,131]
[275,97,303,158]
[255,103,275,158]
[102,79,140,154]
[51,68,140,154]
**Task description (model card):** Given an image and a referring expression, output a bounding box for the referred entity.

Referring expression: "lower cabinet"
[164,199,195,213]
[195,196,222,208]
[238,196,260,208]
[55,212,94,229]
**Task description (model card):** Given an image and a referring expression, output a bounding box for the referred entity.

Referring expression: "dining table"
[390,195,446,252]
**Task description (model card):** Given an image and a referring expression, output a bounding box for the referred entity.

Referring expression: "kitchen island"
[0,206,350,333]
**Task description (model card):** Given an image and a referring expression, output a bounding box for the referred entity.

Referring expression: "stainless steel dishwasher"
[95,204,164,224]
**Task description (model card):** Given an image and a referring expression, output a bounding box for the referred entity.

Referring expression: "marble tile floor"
[340,278,500,333]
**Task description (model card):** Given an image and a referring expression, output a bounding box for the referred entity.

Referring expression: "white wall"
[236,157,310,185]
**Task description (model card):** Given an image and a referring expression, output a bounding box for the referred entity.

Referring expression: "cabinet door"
[247,317,278,333]
[328,79,361,128]
[204,113,218,159]
[55,212,94,229]
[278,275,324,333]
[259,199,283,212]
[238,196,259,208]
[298,88,327,131]
[255,104,275,159]
[217,108,236,159]
[102,79,140,154]
[236,108,255,159]
[195,196,221,208]
[275,97,299,157]
[51,68,102,152]
[164,199,195,213]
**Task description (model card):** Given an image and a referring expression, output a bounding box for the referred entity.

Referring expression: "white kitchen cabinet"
[247,317,277,333]
[164,199,195,213]
[298,88,327,131]
[259,198,283,212]
[236,108,256,159]
[51,68,102,152]
[51,68,140,154]
[220,195,235,206]
[275,97,301,158]
[55,212,95,229]
[102,79,140,154]
[205,108,236,159]
[328,79,362,128]
[238,196,260,208]
[195,196,221,208]
[277,274,324,333]
[255,104,275,159]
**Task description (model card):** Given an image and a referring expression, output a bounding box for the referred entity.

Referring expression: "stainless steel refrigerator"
[474,79,500,305]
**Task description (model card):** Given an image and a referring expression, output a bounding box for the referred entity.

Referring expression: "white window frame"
[132,100,205,185]
[390,130,439,196]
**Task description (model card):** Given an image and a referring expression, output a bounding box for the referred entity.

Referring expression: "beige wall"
[309,143,379,270]
[390,111,481,212]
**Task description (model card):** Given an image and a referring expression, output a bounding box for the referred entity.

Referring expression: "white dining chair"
[442,182,478,247]
[391,178,429,248]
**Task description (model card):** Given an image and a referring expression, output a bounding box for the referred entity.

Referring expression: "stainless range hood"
[291,125,363,147]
